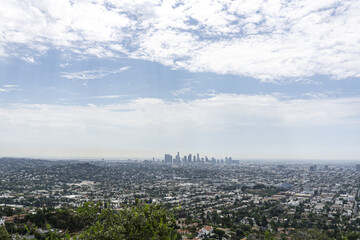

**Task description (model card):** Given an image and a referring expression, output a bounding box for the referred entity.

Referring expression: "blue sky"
[0,0,359,160]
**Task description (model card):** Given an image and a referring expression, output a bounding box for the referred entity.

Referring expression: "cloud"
[1,93,359,159]
[21,56,36,64]
[61,66,130,80]
[0,0,359,81]
[171,87,193,96]
[171,79,198,96]
[88,95,129,99]
[1,94,359,130]
[0,85,20,92]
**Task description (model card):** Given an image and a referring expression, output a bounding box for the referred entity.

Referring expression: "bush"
[75,200,178,240]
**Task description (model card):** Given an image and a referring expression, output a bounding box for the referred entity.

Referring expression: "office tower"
[197,153,200,162]
[188,154,192,163]
[164,154,173,164]
[175,152,181,163]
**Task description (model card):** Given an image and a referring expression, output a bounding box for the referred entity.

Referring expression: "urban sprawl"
[1,156,360,239]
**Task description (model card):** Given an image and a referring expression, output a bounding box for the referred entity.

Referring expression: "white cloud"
[1,94,359,159]
[61,66,130,80]
[171,87,193,96]
[21,56,36,64]
[0,94,359,130]
[0,85,20,92]
[88,95,129,99]
[171,79,198,96]
[0,0,360,81]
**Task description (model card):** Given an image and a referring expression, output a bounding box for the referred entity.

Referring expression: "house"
[4,216,14,224]
[177,229,191,235]
[199,226,213,236]
[0,218,5,226]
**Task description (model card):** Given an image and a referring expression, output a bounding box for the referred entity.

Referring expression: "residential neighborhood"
[1,157,360,239]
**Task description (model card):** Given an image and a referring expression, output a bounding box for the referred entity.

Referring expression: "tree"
[346,232,360,240]
[214,228,225,239]
[264,230,275,240]
[236,229,245,238]
[0,225,11,240]
[75,200,178,240]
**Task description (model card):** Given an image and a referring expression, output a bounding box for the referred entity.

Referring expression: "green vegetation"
[8,201,178,240]
[75,200,177,240]
[0,225,12,240]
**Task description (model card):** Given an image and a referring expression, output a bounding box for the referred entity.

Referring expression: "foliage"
[214,228,225,239]
[0,225,12,240]
[74,200,178,240]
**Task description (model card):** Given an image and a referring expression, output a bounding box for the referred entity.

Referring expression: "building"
[199,226,213,236]
[356,164,360,171]
[164,154,173,164]
[175,152,181,163]
[310,165,316,171]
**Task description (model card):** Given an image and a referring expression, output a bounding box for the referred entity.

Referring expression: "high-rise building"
[356,164,360,171]
[175,152,181,163]
[164,154,173,163]
[225,157,232,165]
[188,154,192,163]
[197,153,200,162]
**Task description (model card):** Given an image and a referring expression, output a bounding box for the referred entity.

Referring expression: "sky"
[0,0,359,161]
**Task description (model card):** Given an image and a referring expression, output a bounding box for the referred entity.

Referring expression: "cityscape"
[1,0,360,239]
[162,153,235,165]
[1,157,360,239]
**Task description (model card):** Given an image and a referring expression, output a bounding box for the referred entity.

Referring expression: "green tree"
[214,228,225,239]
[75,201,178,240]
[264,230,275,240]
[346,232,360,240]
[0,225,11,240]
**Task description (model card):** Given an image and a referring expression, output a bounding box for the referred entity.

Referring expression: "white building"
[199,226,213,236]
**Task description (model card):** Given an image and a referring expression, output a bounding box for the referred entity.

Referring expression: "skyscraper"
[175,152,181,163]
[165,154,173,163]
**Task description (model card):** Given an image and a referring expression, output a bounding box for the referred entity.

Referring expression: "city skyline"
[0,1,360,160]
